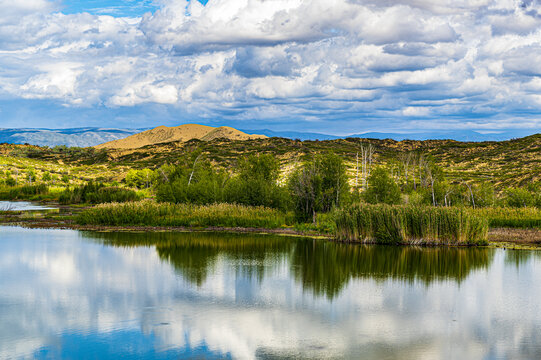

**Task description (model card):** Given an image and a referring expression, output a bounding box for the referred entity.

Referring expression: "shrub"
[59,183,139,204]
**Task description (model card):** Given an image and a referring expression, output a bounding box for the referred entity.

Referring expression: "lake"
[1,226,541,359]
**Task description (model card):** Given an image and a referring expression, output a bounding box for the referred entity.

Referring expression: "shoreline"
[1,215,540,248]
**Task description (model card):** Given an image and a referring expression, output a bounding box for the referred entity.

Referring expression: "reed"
[76,200,287,229]
[334,204,488,245]
[0,184,49,200]
[471,207,541,229]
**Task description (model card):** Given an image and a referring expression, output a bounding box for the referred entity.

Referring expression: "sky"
[0,0,540,135]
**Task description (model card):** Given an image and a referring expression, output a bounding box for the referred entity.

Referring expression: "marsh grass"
[472,207,541,229]
[76,200,288,229]
[335,204,488,245]
[0,184,50,200]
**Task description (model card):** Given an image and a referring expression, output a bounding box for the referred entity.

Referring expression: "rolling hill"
[95,124,267,149]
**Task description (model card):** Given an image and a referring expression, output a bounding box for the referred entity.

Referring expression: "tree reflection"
[291,241,494,299]
[86,231,294,286]
[85,231,495,299]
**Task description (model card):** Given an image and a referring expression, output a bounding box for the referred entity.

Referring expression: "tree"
[363,167,401,205]
[126,169,157,189]
[224,154,288,210]
[289,153,349,222]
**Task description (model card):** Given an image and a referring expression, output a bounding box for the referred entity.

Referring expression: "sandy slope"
[95,124,266,149]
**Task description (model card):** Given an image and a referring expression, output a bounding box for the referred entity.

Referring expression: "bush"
[288,153,349,222]
[505,188,534,208]
[362,167,401,205]
[59,183,139,204]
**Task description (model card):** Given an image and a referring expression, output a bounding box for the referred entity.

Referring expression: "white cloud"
[0,0,539,131]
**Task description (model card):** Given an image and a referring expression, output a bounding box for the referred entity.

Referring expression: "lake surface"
[0,201,55,211]
[1,226,541,359]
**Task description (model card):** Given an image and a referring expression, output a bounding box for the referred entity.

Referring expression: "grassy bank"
[335,204,488,245]
[76,200,290,229]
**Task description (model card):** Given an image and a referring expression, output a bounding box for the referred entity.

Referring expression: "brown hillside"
[95,124,266,149]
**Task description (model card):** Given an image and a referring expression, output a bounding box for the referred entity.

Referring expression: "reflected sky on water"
[1,227,541,359]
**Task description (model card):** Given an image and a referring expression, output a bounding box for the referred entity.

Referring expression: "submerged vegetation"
[334,204,489,245]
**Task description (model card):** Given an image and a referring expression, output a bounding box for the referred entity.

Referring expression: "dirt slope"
[95,124,266,149]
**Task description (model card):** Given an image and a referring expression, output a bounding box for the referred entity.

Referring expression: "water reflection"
[292,241,493,298]
[2,227,541,359]
[89,232,494,298]
[88,232,295,286]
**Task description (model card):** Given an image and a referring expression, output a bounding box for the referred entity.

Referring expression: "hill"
[95,124,267,149]
[4,133,536,190]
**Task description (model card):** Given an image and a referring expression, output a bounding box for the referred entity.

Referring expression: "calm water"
[1,226,541,359]
[0,201,54,211]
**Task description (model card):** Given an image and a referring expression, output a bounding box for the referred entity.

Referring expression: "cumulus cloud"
[0,0,539,132]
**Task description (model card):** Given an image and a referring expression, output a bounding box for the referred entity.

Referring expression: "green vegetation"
[76,200,290,229]
[472,207,541,229]
[288,153,349,222]
[155,153,289,210]
[59,183,139,204]
[334,204,488,245]
[0,184,49,200]
[0,134,539,244]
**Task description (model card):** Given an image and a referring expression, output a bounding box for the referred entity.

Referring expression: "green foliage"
[472,207,541,228]
[224,154,289,210]
[363,167,401,205]
[0,184,49,200]
[26,169,36,184]
[5,176,16,186]
[76,200,288,229]
[156,153,289,210]
[125,169,157,189]
[288,153,349,222]
[41,171,52,182]
[505,187,538,208]
[59,182,139,204]
[334,204,488,245]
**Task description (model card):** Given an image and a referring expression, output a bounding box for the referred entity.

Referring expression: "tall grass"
[59,183,139,204]
[0,184,49,200]
[76,200,288,229]
[471,207,541,228]
[335,204,488,245]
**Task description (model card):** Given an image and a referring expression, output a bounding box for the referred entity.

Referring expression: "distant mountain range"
[240,129,538,142]
[0,128,143,148]
[0,127,537,147]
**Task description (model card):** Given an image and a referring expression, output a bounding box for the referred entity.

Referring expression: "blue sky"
[0,0,540,134]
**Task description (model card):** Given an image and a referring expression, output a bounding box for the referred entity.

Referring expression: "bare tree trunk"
[188,154,202,186]
[355,152,359,189]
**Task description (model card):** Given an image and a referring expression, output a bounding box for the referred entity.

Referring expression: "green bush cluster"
[59,182,139,204]
[155,153,290,211]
